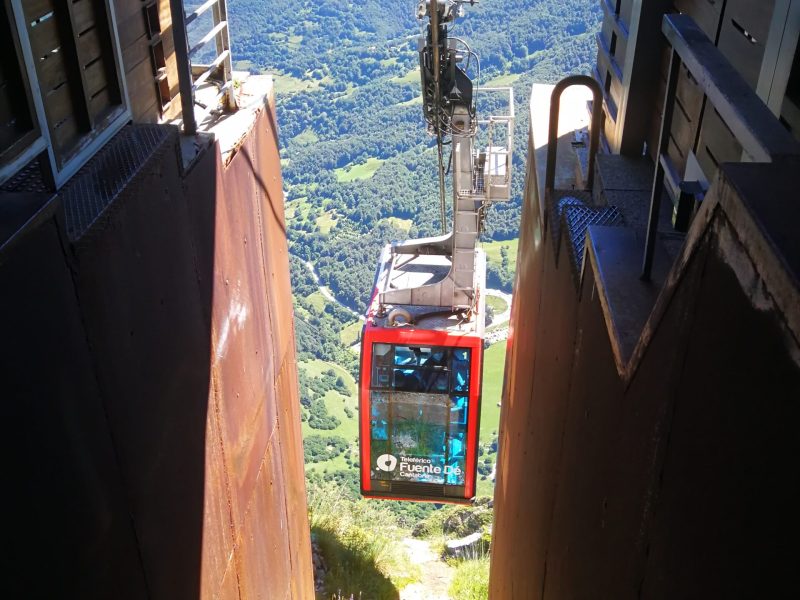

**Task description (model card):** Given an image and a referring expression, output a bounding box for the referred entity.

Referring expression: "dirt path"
[400,538,454,600]
[304,260,364,320]
[485,288,512,326]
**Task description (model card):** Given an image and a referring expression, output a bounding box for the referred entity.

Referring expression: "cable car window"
[450,395,468,424]
[369,344,471,487]
[373,343,393,388]
[452,349,470,392]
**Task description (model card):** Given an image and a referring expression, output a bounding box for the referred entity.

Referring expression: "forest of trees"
[227,0,600,378]
[225,2,602,587]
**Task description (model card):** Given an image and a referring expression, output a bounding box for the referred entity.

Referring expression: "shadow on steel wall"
[0,111,312,597]
[0,124,215,597]
[490,147,800,597]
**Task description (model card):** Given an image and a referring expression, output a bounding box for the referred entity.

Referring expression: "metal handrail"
[641,14,800,280]
[476,86,515,203]
[172,0,237,134]
[544,75,604,212]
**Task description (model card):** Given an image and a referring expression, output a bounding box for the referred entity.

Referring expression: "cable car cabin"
[359,244,486,504]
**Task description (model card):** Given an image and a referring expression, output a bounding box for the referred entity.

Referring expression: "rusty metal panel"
[209,104,312,598]
[237,437,293,599]
[274,354,314,598]
[248,97,295,361]
[490,227,581,599]
[540,282,628,598]
[199,392,238,599]
[69,126,211,599]
[493,139,800,598]
[640,222,800,598]
[490,135,549,599]
[210,131,278,538]
[1,92,312,598]
[0,218,149,599]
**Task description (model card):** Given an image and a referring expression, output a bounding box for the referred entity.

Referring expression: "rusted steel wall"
[490,152,800,595]
[0,95,313,598]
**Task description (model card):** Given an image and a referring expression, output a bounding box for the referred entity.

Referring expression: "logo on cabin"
[376,454,398,472]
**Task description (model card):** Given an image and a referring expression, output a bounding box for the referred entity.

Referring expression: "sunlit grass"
[481,238,519,272]
[486,295,508,315]
[339,321,363,347]
[480,342,505,444]
[293,127,319,145]
[309,482,420,598]
[390,69,419,85]
[301,359,357,395]
[305,291,327,313]
[270,71,324,94]
[382,216,413,233]
[448,555,490,600]
[316,210,338,234]
[335,157,385,182]
[481,72,521,87]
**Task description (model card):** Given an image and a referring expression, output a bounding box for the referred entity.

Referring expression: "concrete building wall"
[0,92,313,598]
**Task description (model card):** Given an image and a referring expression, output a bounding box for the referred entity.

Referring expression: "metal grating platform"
[562,202,623,273]
[61,124,177,242]
[549,191,624,285]
[1,160,51,194]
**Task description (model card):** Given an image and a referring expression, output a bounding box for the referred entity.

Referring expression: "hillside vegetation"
[228,0,600,596]
[230,0,600,314]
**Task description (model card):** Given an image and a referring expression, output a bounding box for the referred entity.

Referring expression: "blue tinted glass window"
[452,349,470,392]
[448,431,466,458]
[369,344,474,490]
[450,395,468,424]
[452,367,469,392]
[372,344,394,389]
[371,392,389,441]
[394,346,416,366]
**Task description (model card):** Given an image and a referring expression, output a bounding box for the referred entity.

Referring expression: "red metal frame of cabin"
[359,323,483,503]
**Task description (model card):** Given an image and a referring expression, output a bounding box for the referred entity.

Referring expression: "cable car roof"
[367,243,486,338]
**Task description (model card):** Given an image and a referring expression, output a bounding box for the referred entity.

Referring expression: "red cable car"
[358,0,513,504]
[359,247,486,503]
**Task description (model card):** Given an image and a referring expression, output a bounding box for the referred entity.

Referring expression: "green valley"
[227,0,601,596]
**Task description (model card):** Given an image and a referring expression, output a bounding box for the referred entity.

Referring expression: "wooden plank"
[29,17,62,59]
[132,96,159,123]
[44,82,76,126]
[126,54,159,120]
[122,32,151,74]
[161,26,180,102]
[77,27,103,66]
[36,50,69,93]
[725,0,775,41]
[157,0,172,30]
[113,0,146,23]
[671,97,695,153]
[64,0,94,129]
[117,8,147,53]
[674,0,722,42]
[667,134,687,175]
[52,113,80,154]
[72,0,97,36]
[695,107,744,180]
[0,122,21,149]
[23,0,56,23]
[716,0,775,90]
[89,86,113,121]
[84,57,109,97]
